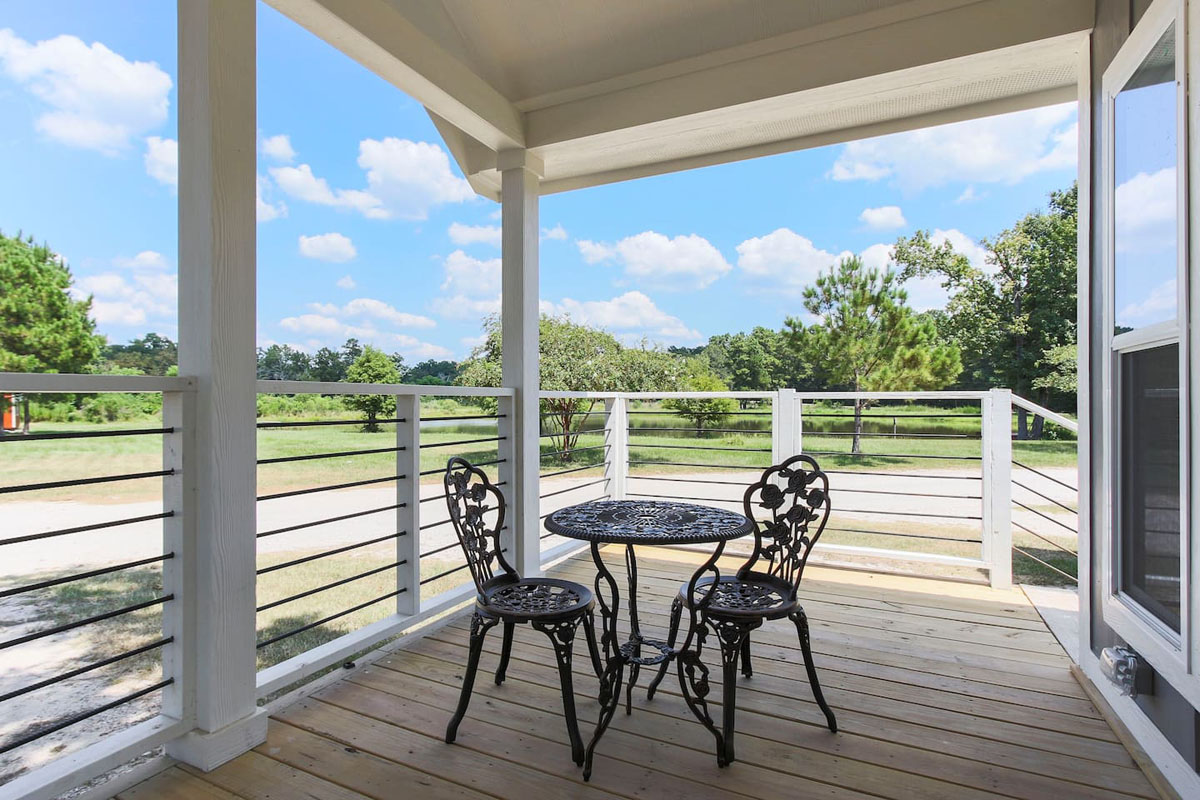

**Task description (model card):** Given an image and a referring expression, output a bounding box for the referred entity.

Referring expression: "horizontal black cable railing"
[1012,460,1077,491]
[0,426,174,442]
[257,560,406,613]
[1013,545,1078,583]
[541,443,608,459]
[420,457,504,477]
[0,469,174,495]
[256,473,403,502]
[1012,480,1078,513]
[256,503,404,539]
[629,459,771,470]
[629,427,771,435]
[0,678,173,756]
[823,525,983,545]
[629,443,773,454]
[1012,499,1077,533]
[0,594,173,651]
[0,511,173,547]
[800,448,981,461]
[419,435,505,450]
[539,477,608,500]
[0,553,174,598]
[626,409,770,415]
[540,463,600,479]
[256,589,406,650]
[257,444,405,465]
[256,532,403,575]
[420,414,504,422]
[0,636,172,704]
[420,562,471,585]
[256,417,405,429]
[1012,519,1078,556]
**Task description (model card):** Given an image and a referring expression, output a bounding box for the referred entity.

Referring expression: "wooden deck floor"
[121,547,1162,800]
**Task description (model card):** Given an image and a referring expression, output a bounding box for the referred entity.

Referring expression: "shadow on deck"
[121,546,1162,800]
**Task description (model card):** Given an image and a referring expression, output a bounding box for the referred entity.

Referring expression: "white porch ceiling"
[267,0,1092,198]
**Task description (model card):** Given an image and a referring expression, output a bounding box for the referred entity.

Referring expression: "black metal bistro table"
[544,499,754,780]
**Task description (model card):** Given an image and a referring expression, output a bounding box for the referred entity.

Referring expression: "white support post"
[168,0,266,770]
[395,394,421,616]
[496,394,517,561]
[604,396,628,500]
[773,388,798,463]
[500,150,543,578]
[161,391,196,727]
[793,391,804,456]
[982,389,1014,589]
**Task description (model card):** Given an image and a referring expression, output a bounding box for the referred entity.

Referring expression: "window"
[1100,0,1189,667]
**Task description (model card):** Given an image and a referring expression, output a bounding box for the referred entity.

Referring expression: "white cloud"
[931,228,990,271]
[72,251,176,327]
[357,137,474,220]
[270,163,386,219]
[440,250,501,296]
[260,133,296,163]
[278,313,450,359]
[736,228,848,294]
[1118,278,1176,324]
[955,185,980,204]
[577,239,615,264]
[858,243,893,271]
[298,232,356,263]
[1115,167,1176,253]
[542,223,568,241]
[144,136,177,187]
[113,250,167,270]
[431,293,502,320]
[543,291,702,346]
[461,333,488,350]
[576,231,730,290]
[335,297,435,328]
[256,175,287,222]
[448,222,501,248]
[829,104,1077,191]
[0,29,172,154]
[859,205,906,230]
[336,275,356,290]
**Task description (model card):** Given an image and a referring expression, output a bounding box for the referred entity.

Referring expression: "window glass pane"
[1119,343,1181,632]
[1113,23,1177,333]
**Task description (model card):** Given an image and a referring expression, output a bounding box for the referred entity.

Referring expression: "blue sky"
[0,2,1080,364]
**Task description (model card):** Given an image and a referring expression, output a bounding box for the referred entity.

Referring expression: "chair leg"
[495,620,515,685]
[583,609,603,680]
[791,609,837,732]
[446,611,498,743]
[740,634,752,678]
[533,617,586,766]
[646,594,682,701]
[714,621,751,766]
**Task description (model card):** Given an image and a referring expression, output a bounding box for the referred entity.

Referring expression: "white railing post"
[169,0,266,771]
[161,390,196,727]
[495,394,521,569]
[982,388,1014,589]
[604,395,628,500]
[395,394,421,616]
[794,390,804,456]
[773,388,797,463]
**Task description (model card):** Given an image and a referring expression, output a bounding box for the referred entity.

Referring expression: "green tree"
[0,232,101,373]
[256,344,313,381]
[664,364,737,435]
[786,256,961,453]
[1032,344,1078,394]
[405,359,459,385]
[311,346,346,382]
[102,332,177,375]
[892,184,1077,437]
[344,346,401,432]
[458,315,683,459]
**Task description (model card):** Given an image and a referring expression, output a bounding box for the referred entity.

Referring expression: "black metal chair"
[442,456,603,765]
[646,454,837,765]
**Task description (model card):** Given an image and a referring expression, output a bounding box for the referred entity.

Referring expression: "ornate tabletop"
[544,499,753,545]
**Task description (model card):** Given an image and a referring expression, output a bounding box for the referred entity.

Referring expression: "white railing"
[1,376,1078,799]
[0,372,195,800]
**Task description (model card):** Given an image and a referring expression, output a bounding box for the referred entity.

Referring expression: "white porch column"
[500,150,544,577]
[169,0,266,770]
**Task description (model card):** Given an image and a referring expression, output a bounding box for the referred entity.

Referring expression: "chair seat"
[678,574,798,619]
[480,577,594,621]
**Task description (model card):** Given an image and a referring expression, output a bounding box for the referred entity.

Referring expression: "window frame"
[1099,0,1193,692]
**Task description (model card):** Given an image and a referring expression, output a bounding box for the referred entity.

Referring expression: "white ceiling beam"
[524,0,1092,148]
[265,0,524,151]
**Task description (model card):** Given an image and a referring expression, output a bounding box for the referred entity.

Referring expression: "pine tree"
[786,256,961,453]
